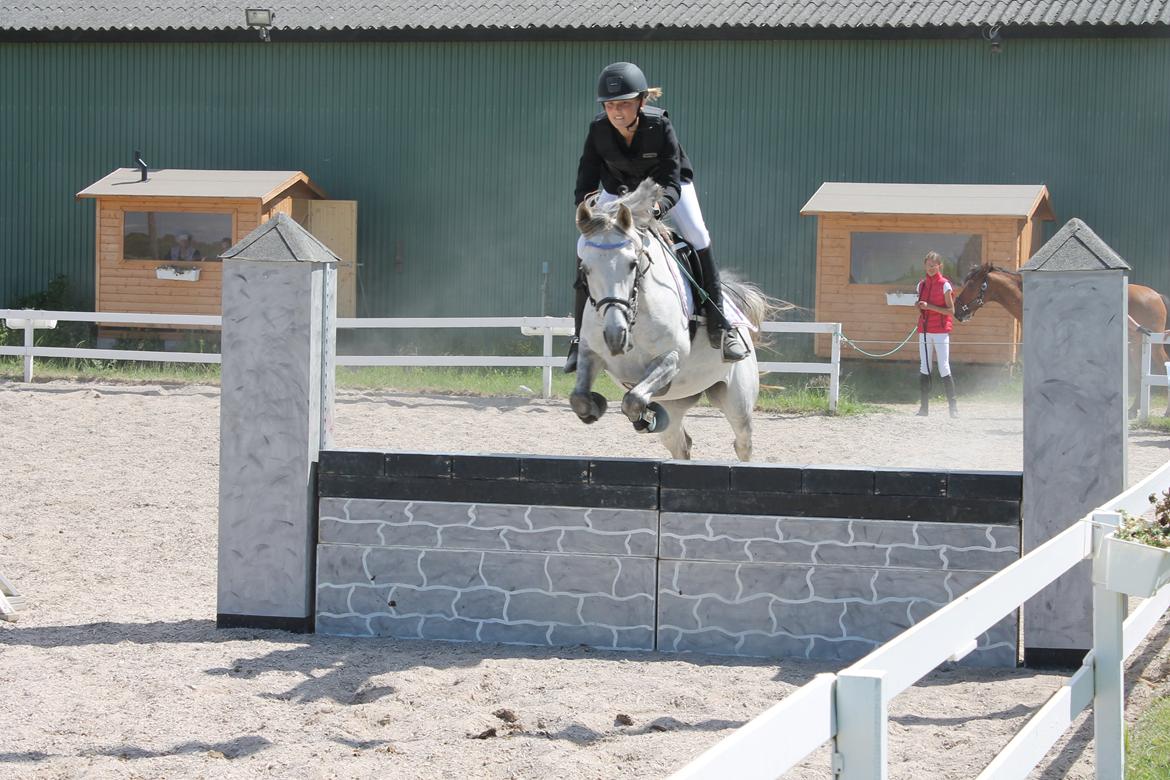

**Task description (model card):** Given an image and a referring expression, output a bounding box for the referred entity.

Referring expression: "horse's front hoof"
[631,402,670,434]
[571,392,608,424]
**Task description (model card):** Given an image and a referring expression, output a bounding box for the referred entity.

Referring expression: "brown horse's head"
[953,264,994,323]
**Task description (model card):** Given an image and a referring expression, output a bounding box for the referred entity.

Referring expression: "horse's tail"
[721,272,801,347]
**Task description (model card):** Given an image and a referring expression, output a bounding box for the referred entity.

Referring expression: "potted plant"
[1093,488,1170,597]
[155,265,201,281]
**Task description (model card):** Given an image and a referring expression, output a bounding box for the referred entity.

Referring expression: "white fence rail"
[671,458,1170,780]
[0,310,842,409]
[1138,331,1169,420]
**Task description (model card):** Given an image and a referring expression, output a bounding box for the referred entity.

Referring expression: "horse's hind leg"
[656,395,701,460]
[706,367,758,462]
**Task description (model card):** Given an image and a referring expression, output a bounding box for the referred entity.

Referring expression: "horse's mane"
[579,179,664,238]
[962,263,1020,284]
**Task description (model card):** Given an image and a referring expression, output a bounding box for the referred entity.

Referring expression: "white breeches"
[594,181,711,251]
[919,332,952,377]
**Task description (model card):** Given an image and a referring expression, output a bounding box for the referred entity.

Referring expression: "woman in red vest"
[916,251,958,417]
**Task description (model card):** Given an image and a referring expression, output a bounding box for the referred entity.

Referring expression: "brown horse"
[953,263,1170,415]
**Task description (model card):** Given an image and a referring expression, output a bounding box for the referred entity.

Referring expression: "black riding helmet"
[596,61,648,102]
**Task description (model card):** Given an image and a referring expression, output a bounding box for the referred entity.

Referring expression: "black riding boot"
[917,373,931,416]
[695,246,749,362]
[564,265,588,373]
[942,374,958,418]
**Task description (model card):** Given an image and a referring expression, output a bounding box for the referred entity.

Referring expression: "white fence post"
[1091,510,1126,780]
[829,324,841,414]
[23,321,34,382]
[1139,334,1151,421]
[834,669,887,780]
[542,326,554,399]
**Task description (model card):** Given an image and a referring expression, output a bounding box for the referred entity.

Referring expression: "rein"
[582,233,653,328]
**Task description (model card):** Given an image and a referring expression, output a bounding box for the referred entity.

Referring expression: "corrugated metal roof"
[76,168,325,201]
[800,182,1054,217]
[6,1,1170,32]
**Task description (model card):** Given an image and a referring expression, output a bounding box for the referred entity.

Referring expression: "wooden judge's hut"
[800,183,1054,364]
[76,168,358,337]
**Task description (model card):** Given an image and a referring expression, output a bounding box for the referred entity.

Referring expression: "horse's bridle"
[582,232,652,328]
[956,278,989,322]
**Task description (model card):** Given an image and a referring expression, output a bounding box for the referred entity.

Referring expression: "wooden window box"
[155,266,201,282]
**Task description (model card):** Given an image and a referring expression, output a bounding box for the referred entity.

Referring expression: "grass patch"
[2,358,861,415]
[1136,415,1170,433]
[339,366,625,401]
[1127,695,1170,779]
[2,353,1039,417]
[0,356,220,385]
[830,359,1023,405]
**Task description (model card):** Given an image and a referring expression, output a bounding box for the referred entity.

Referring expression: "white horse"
[570,180,776,461]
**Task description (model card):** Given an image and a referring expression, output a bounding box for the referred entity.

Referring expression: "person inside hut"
[168,233,202,261]
[565,61,749,372]
[915,251,958,417]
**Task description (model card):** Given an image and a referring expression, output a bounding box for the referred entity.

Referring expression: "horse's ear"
[616,204,634,233]
[576,202,593,234]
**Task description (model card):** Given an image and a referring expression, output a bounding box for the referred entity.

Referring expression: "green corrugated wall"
[1,38,1168,316]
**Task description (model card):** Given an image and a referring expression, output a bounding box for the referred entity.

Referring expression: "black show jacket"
[573,106,695,215]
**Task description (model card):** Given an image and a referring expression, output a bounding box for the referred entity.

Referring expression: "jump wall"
[315,452,1022,666]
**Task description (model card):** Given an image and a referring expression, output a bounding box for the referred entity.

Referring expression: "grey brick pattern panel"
[320,497,657,558]
[316,544,656,650]
[658,560,1016,666]
[660,513,1019,570]
[315,454,1024,665]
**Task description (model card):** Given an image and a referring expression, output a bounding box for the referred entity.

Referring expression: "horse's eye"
[628,260,637,272]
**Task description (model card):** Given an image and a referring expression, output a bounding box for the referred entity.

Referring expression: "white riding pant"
[919,332,952,377]
[593,181,711,251]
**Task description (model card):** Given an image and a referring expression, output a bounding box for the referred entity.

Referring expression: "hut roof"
[800,183,1054,220]
[76,169,326,202]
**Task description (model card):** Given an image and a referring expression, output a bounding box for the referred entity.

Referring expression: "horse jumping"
[954,263,1170,415]
[569,180,779,461]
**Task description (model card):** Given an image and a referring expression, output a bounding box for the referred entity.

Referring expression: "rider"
[565,61,750,372]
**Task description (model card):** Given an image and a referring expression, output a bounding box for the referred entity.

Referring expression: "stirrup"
[721,330,750,363]
[563,338,579,374]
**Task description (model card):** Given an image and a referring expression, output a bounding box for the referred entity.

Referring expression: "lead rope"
[840,325,920,358]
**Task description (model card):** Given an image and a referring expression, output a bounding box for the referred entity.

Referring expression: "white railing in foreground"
[0,311,842,408]
[670,457,1170,780]
[1138,331,1169,420]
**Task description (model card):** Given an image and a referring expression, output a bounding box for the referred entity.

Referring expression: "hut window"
[123,211,233,262]
[849,232,982,285]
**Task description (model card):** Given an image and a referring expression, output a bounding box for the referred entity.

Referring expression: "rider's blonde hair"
[643,87,663,103]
